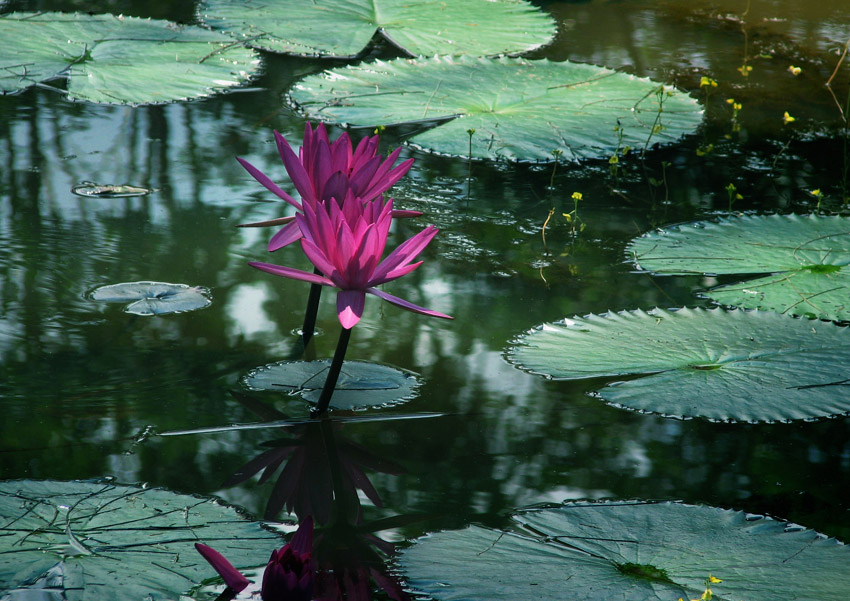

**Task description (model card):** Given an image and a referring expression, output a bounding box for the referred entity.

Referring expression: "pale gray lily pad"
[401,500,850,601]
[199,0,555,58]
[242,360,420,410]
[0,479,281,601]
[0,12,259,104]
[71,182,153,198]
[627,214,850,321]
[89,281,212,315]
[289,56,702,162]
[506,307,850,422]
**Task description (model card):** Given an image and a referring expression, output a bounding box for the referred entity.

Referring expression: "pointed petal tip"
[195,543,251,593]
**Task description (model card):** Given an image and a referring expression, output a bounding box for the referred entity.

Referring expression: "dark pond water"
[2,0,850,597]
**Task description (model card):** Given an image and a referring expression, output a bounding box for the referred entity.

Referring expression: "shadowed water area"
[1,0,850,598]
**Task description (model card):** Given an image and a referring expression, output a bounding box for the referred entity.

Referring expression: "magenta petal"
[290,516,314,555]
[194,543,251,593]
[367,287,453,320]
[275,130,316,204]
[249,262,334,287]
[268,221,304,252]
[236,157,301,209]
[370,226,438,284]
[337,289,366,329]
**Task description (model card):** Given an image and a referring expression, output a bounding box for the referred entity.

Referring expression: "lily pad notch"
[288,56,703,161]
[199,0,556,59]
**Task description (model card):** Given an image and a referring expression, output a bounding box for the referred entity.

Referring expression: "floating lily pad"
[0,12,259,104]
[627,214,850,322]
[288,56,702,161]
[400,500,850,601]
[506,307,850,422]
[0,479,281,601]
[199,0,555,58]
[71,182,153,198]
[242,360,420,410]
[89,281,212,315]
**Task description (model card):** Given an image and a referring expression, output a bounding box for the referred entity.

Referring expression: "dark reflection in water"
[2,0,850,598]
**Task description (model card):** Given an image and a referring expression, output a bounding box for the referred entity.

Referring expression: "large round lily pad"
[627,214,850,322]
[199,0,555,58]
[242,359,421,409]
[0,12,259,104]
[400,500,850,601]
[0,479,282,601]
[506,307,850,422]
[89,281,212,315]
[288,56,702,161]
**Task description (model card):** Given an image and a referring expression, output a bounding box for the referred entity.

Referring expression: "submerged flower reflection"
[195,516,315,601]
[238,123,417,251]
[250,195,452,329]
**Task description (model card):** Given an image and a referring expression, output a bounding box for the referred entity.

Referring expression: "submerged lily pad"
[242,360,420,410]
[507,307,850,422]
[627,214,850,322]
[0,12,259,104]
[199,0,555,58]
[288,55,702,161]
[89,281,212,315]
[400,500,850,601]
[0,479,281,601]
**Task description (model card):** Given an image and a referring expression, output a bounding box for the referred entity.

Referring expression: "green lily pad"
[0,479,281,601]
[199,0,555,58]
[506,307,850,422]
[0,12,259,104]
[400,500,850,601]
[89,281,212,315]
[242,360,421,410]
[288,56,702,161]
[627,214,850,322]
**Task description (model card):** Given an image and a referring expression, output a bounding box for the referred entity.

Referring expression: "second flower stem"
[301,268,324,350]
[312,326,352,417]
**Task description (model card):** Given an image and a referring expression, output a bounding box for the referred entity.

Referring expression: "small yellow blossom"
[811,189,823,198]
[783,111,796,124]
[708,575,723,584]
[700,76,718,88]
[571,192,583,201]
[738,64,753,76]
[726,98,735,104]
[733,102,742,111]
[788,65,802,76]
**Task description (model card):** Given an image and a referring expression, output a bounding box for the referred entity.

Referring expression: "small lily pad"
[627,214,850,321]
[242,360,420,410]
[400,500,850,601]
[0,479,281,601]
[506,307,850,422]
[89,281,212,315]
[199,0,555,58]
[0,12,259,104]
[289,56,702,161]
[71,182,153,198]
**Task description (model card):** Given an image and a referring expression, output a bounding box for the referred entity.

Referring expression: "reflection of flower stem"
[313,327,352,416]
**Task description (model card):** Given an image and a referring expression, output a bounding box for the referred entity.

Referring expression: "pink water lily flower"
[238,122,417,251]
[250,195,452,329]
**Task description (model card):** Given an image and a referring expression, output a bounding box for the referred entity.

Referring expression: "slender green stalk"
[301,268,324,349]
[312,326,352,417]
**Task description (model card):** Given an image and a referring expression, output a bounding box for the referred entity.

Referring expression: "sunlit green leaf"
[627,214,850,321]
[0,12,259,104]
[199,0,555,58]
[0,479,281,601]
[242,360,420,409]
[89,281,212,315]
[507,307,850,422]
[401,500,850,601]
[289,56,702,161]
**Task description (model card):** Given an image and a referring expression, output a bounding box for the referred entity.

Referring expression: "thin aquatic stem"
[312,326,352,417]
[301,268,324,349]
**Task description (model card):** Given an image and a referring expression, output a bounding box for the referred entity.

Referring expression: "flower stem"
[312,326,352,417]
[301,268,324,349]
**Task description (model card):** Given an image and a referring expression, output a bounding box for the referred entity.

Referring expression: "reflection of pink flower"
[195,517,315,601]
[250,195,452,329]
[238,123,416,251]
